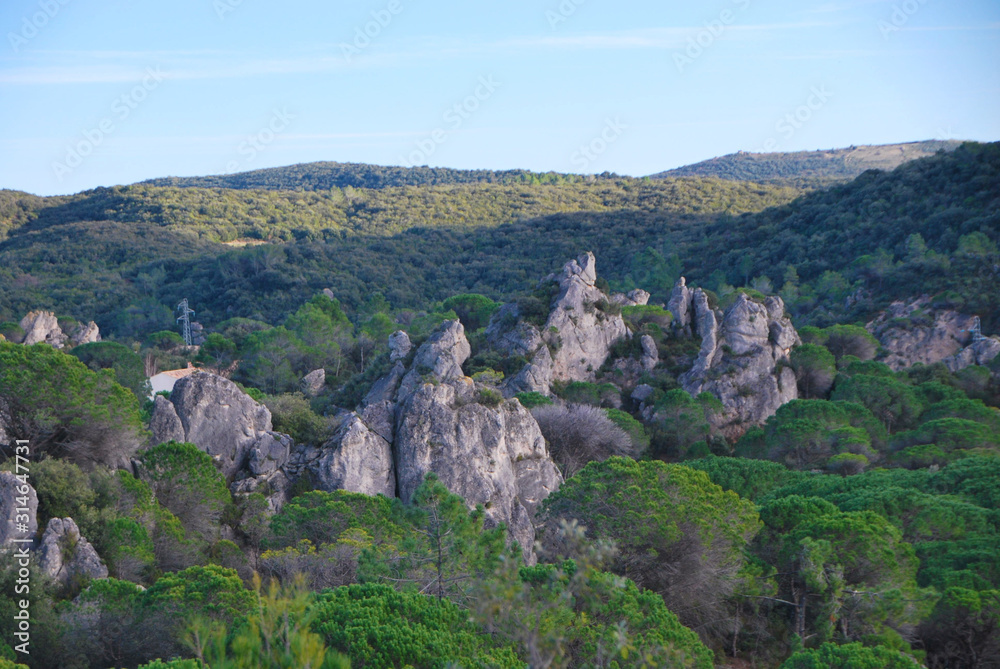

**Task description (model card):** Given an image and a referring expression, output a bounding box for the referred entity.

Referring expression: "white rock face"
[679,291,799,438]
[19,311,66,348]
[0,472,37,546]
[37,518,108,584]
[868,297,1000,371]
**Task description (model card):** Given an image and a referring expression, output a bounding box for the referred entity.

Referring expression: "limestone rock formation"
[487,253,629,396]
[678,290,799,438]
[612,289,651,307]
[36,518,108,584]
[0,472,37,547]
[19,311,66,348]
[303,415,395,497]
[388,330,413,362]
[300,369,326,397]
[237,320,562,561]
[149,372,288,479]
[640,334,659,372]
[868,297,1000,371]
[69,321,101,346]
[667,278,693,332]
[944,337,1000,373]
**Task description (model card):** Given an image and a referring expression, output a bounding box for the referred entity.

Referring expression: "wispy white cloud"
[0,22,843,85]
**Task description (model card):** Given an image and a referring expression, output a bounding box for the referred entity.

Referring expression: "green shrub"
[514,391,553,409]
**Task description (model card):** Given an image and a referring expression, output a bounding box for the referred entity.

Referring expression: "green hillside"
[1,142,997,339]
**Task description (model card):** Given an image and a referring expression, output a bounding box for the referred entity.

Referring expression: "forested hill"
[142,162,604,191]
[652,140,964,188]
[0,142,996,339]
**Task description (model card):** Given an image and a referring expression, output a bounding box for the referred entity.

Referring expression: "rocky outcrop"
[678,290,799,438]
[944,338,1000,373]
[0,472,37,547]
[300,369,326,397]
[149,372,289,480]
[612,289,651,307]
[232,321,562,561]
[302,415,395,497]
[487,253,629,396]
[640,335,658,372]
[667,278,693,332]
[19,311,66,348]
[867,297,1000,371]
[36,518,108,584]
[392,326,562,559]
[70,321,101,346]
[389,331,412,362]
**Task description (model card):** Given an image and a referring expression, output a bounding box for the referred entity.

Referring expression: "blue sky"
[1,0,998,195]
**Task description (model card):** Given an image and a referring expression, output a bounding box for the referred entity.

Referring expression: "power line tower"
[970,316,988,343]
[176,299,196,346]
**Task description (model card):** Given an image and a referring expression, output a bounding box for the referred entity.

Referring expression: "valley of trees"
[0,143,997,668]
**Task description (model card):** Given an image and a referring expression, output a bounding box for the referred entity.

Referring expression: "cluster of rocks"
[16,311,100,348]
[0,473,107,585]
[668,279,800,438]
[485,252,631,397]
[867,297,1000,372]
[152,321,563,562]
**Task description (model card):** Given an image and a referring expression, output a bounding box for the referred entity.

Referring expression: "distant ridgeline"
[141,162,609,190]
[0,141,996,339]
[651,139,965,189]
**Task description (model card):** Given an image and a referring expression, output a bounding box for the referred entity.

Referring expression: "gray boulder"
[36,518,108,584]
[612,289,651,307]
[300,369,326,397]
[0,472,37,546]
[149,372,284,479]
[19,311,66,348]
[388,331,413,362]
[307,415,395,497]
[70,321,101,346]
[640,335,658,371]
[679,292,799,438]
